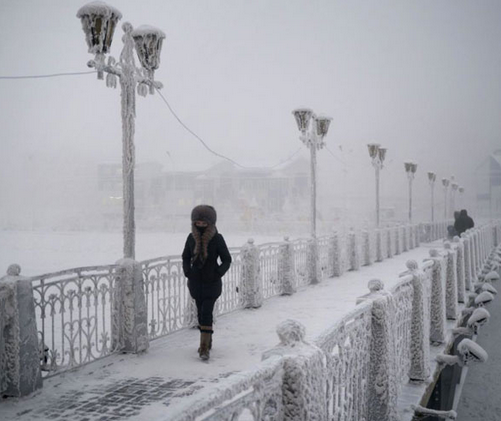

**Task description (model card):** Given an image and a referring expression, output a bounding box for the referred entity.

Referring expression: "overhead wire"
[0,71,97,79]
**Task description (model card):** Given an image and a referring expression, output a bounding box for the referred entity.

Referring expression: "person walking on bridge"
[182,205,232,361]
[454,209,475,236]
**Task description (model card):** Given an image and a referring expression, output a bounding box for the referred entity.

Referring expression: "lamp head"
[314,115,332,138]
[77,1,122,55]
[367,143,380,159]
[378,147,387,163]
[292,108,314,133]
[428,171,436,182]
[442,178,450,187]
[131,25,166,79]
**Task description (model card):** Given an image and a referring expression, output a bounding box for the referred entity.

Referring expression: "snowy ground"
[0,230,284,276]
[0,241,441,421]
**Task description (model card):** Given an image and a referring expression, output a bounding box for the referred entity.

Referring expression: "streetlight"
[77,2,165,259]
[404,162,418,223]
[428,172,437,222]
[459,186,465,209]
[292,108,332,285]
[367,144,387,227]
[451,181,459,214]
[292,108,332,239]
[442,178,450,219]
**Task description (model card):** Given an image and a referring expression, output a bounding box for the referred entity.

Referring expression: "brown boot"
[199,326,213,360]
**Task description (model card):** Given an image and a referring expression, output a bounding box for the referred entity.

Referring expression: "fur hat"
[191,205,217,226]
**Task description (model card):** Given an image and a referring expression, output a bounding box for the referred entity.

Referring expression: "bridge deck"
[1,242,441,421]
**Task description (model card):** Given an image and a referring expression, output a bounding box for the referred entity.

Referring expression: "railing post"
[278,237,296,296]
[0,264,42,397]
[349,229,361,271]
[387,228,394,259]
[402,225,409,252]
[376,229,384,262]
[426,250,447,344]
[112,259,149,353]
[443,243,458,320]
[240,239,263,308]
[395,226,401,255]
[453,236,466,303]
[332,231,344,277]
[262,319,327,420]
[414,224,421,248]
[363,281,399,421]
[307,237,320,284]
[461,232,473,291]
[403,260,431,381]
[363,230,373,266]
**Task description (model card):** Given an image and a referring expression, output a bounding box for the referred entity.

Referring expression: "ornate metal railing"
[216,248,242,316]
[389,278,414,385]
[29,265,118,378]
[292,239,309,287]
[167,355,284,421]
[259,243,281,299]
[315,301,373,421]
[318,235,333,278]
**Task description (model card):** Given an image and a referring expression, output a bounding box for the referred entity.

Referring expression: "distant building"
[475,149,501,217]
[97,158,310,229]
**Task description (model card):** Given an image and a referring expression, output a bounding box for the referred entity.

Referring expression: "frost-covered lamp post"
[77,2,165,259]
[459,186,465,209]
[292,108,332,284]
[442,178,450,220]
[428,171,436,222]
[368,144,387,227]
[405,162,418,223]
[451,182,459,214]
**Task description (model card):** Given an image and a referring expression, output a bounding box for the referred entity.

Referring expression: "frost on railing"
[0,290,7,394]
[167,355,284,421]
[318,235,333,278]
[259,243,281,299]
[141,256,194,338]
[315,301,373,421]
[292,239,309,287]
[443,243,459,319]
[29,265,118,377]
[217,249,242,315]
[389,277,414,385]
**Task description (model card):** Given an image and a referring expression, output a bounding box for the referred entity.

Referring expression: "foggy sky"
[1,0,501,224]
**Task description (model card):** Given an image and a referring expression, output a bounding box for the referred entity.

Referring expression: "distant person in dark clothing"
[454,209,475,236]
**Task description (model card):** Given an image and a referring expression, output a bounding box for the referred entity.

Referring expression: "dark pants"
[188,278,222,326]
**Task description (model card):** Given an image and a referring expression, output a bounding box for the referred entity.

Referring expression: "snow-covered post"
[443,243,458,320]
[402,260,430,381]
[349,229,361,271]
[471,230,479,278]
[363,230,373,266]
[387,227,394,259]
[0,265,42,397]
[402,225,409,252]
[307,238,321,284]
[240,239,263,308]
[461,233,473,291]
[376,229,384,262]
[262,320,327,421]
[414,224,421,248]
[426,250,447,344]
[365,282,399,421]
[278,237,296,295]
[453,236,466,303]
[112,259,149,353]
[331,232,344,277]
[395,226,402,255]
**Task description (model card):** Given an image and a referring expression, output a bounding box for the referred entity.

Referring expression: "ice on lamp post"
[367,143,380,159]
[428,171,436,182]
[404,161,415,174]
[314,115,332,138]
[292,108,314,133]
[377,147,387,163]
[77,1,122,79]
[442,178,450,187]
[131,25,166,94]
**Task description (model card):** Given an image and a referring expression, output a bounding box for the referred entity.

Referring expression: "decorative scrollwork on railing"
[29,265,118,378]
[259,243,281,299]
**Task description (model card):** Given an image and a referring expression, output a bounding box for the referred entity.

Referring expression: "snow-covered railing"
[166,355,285,421]
[0,289,8,395]
[28,264,119,378]
[164,221,501,421]
[314,301,373,421]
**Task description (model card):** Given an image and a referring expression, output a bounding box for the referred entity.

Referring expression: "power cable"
[0,71,97,79]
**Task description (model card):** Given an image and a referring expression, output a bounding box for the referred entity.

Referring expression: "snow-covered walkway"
[0,241,440,421]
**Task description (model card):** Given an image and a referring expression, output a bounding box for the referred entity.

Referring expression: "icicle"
[106,73,117,89]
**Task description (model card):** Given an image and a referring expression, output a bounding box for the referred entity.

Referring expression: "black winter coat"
[182,232,232,284]
[454,214,474,236]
